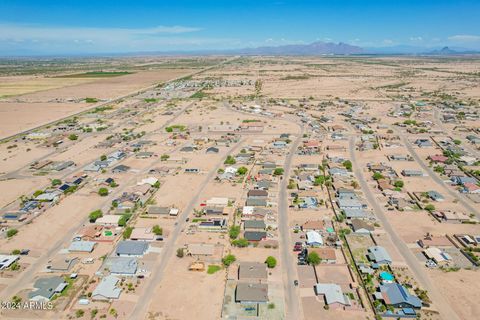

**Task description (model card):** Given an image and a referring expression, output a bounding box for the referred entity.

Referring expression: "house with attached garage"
[244,231,267,242]
[0,255,19,270]
[92,275,122,300]
[368,246,392,265]
[427,190,445,202]
[68,240,97,253]
[314,283,351,309]
[235,283,268,303]
[306,231,323,247]
[115,241,148,257]
[375,283,422,309]
[28,276,68,302]
[103,257,138,276]
[244,220,266,231]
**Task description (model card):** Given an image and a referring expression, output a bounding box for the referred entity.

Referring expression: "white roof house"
[138,177,159,186]
[68,241,96,253]
[206,197,229,207]
[424,247,451,264]
[314,283,350,306]
[95,215,120,226]
[0,254,19,270]
[242,206,255,215]
[224,167,238,175]
[92,275,122,300]
[306,231,323,246]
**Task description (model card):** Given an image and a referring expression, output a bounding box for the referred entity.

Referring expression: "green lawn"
[207,265,222,274]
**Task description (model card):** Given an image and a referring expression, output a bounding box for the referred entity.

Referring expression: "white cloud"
[383,39,394,45]
[0,23,201,43]
[448,34,480,42]
[0,23,245,53]
[409,36,423,41]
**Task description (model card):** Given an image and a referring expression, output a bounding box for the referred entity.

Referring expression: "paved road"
[129,139,245,319]
[394,127,480,218]
[277,126,304,320]
[432,108,479,158]
[223,98,305,319]
[0,100,198,303]
[348,135,460,320]
[0,57,239,144]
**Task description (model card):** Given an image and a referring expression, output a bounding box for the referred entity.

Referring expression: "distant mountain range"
[227,41,480,56]
[1,41,479,57]
[229,41,364,55]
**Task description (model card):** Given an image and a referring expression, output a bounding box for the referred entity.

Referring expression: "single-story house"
[427,190,445,202]
[235,283,268,303]
[46,257,78,272]
[247,189,268,199]
[302,220,324,232]
[375,283,422,309]
[29,276,68,301]
[92,275,122,300]
[368,246,392,265]
[115,241,148,257]
[238,262,268,282]
[103,257,138,276]
[96,215,120,226]
[351,219,374,234]
[244,231,267,242]
[0,254,19,270]
[314,283,351,308]
[309,248,336,264]
[306,231,323,247]
[244,220,266,230]
[112,165,131,173]
[147,206,170,215]
[401,170,424,177]
[206,147,219,154]
[68,241,96,253]
[246,198,267,207]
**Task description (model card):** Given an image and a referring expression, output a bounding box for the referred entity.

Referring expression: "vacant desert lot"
[0,69,194,139]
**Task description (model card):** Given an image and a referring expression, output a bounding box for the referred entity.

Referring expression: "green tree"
[424,204,436,212]
[88,209,103,223]
[393,180,404,188]
[307,252,321,265]
[68,134,78,141]
[176,248,184,258]
[123,227,133,239]
[265,256,277,268]
[372,172,384,180]
[98,188,109,196]
[100,155,107,161]
[229,225,240,239]
[118,214,132,227]
[51,179,62,186]
[342,160,353,171]
[152,225,163,236]
[232,238,249,247]
[273,168,284,176]
[222,254,236,267]
[224,155,236,165]
[6,229,18,238]
[237,167,248,175]
[33,190,44,197]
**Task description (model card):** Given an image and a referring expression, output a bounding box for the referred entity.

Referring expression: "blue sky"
[1,0,480,54]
